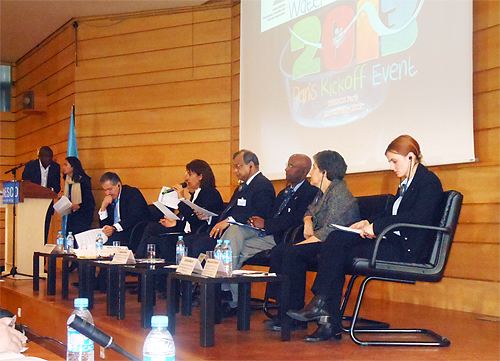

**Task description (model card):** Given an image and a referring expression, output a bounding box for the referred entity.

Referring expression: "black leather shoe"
[221,302,238,318]
[305,323,342,342]
[287,295,329,322]
[263,316,308,332]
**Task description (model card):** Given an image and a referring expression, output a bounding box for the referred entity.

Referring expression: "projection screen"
[240,0,475,179]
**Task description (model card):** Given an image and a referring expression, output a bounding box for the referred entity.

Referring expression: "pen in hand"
[9,315,16,328]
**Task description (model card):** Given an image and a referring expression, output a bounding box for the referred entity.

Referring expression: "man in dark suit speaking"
[22,146,61,243]
[98,172,149,250]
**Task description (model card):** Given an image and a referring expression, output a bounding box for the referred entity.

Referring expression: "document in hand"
[179,199,218,217]
[330,224,362,234]
[153,201,180,220]
[75,228,109,248]
[227,220,262,231]
[158,186,179,209]
[53,196,72,216]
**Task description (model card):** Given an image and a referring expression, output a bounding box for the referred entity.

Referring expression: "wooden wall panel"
[473,90,500,129]
[75,64,231,92]
[76,77,231,113]
[6,0,500,317]
[474,0,500,31]
[473,25,500,72]
[75,103,231,137]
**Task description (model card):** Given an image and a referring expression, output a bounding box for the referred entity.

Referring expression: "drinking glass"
[147,244,156,261]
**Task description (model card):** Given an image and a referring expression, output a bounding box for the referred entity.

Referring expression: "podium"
[3,180,57,276]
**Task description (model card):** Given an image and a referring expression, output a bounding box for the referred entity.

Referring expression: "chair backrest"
[356,194,395,220]
[426,190,463,277]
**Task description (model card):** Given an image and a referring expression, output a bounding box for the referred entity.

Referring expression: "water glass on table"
[147,244,156,262]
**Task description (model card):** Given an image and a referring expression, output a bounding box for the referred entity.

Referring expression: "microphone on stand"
[67,314,141,361]
[4,160,35,175]
[162,182,187,194]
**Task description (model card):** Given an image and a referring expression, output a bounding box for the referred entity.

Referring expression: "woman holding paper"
[286,135,443,342]
[61,157,95,236]
[137,159,224,261]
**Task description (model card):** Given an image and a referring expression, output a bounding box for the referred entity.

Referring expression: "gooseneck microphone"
[67,314,141,361]
[162,182,187,194]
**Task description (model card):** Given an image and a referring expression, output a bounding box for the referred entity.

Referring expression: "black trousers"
[268,242,325,311]
[312,231,405,328]
[136,222,179,263]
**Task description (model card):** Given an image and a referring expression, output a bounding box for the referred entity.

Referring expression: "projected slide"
[240,0,474,179]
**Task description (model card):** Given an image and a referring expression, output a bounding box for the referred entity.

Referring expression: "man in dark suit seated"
[186,150,276,259]
[98,172,149,250]
[225,154,317,269]
[22,146,61,243]
[220,154,318,315]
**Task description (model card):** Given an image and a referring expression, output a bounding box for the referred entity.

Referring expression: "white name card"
[176,256,203,275]
[40,244,57,254]
[201,258,227,278]
[111,248,135,264]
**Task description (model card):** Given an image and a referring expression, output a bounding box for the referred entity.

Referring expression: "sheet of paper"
[53,196,72,216]
[153,201,180,220]
[330,224,362,234]
[158,187,180,209]
[111,248,136,264]
[227,220,262,231]
[180,199,218,217]
[74,229,109,250]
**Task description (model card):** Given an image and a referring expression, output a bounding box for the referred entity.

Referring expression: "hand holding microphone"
[162,182,187,195]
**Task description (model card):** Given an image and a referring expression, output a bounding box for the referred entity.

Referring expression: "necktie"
[274,186,294,218]
[113,198,120,224]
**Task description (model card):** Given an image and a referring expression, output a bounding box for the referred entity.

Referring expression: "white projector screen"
[240,0,475,180]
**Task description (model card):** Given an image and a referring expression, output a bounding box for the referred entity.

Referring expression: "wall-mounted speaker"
[21,90,47,114]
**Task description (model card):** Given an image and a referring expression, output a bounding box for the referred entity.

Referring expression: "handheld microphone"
[67,314,141,361]
[162,182,187,194]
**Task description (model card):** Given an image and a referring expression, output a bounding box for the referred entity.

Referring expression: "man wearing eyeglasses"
[214,153,318,316]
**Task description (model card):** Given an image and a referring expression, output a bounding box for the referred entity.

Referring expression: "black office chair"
[344,190,463,346]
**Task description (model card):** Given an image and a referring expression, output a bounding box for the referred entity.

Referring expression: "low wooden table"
[167,272,291,347]
[32,252,76,297]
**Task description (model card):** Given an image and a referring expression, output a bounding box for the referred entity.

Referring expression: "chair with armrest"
[344,190,463,346]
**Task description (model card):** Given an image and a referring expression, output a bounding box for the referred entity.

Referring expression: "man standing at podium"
[22,146,61,243]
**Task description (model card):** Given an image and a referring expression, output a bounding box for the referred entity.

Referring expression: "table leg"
[79,262,95,310]
[215,284,222,324]
[107,267,119,317]
[181,281,192,316]
[237,282,251,331]
[62,258,70,299]
[166,277,177,335]
[118,269,126,320]
[141,273,155,328]
[199,283,215,347]
[33,253,40,292]
[280,277,291,342]
[47,255,57,296]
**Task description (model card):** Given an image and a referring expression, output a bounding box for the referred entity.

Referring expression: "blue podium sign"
[2,181,20,204]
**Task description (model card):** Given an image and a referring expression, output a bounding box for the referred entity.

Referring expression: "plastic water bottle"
[214,239,223,260]
[67,298,94,361]
[175,236,185,265]
[56,231,65,253]
[67,232,75,254]
[222,240,233,277]
[143,316,175,361]
[96,233,103,257]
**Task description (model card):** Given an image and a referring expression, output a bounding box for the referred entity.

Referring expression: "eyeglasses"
[285,163,295,168]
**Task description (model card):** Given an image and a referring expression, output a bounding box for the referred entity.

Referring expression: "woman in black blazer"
[137,159,224,261]
[287,135,443,342]
[61,157,96,236]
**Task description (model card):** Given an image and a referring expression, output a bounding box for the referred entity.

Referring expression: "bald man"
[221,154,318,312]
